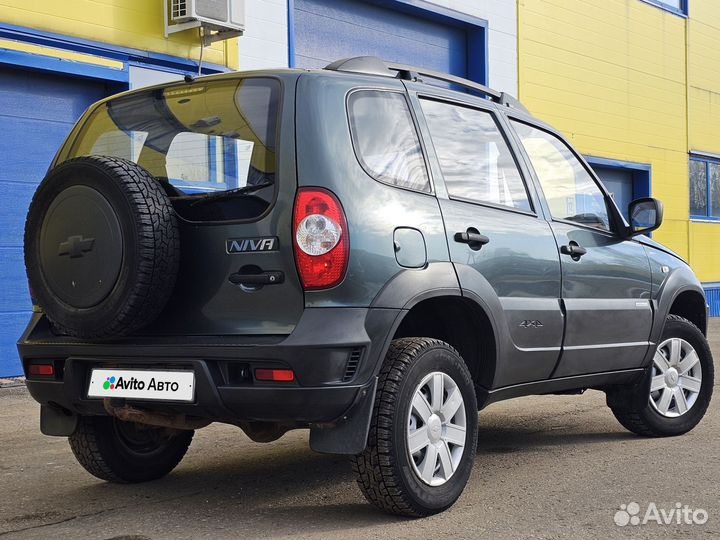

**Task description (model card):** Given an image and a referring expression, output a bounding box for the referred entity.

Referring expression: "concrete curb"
[0,377,26,388]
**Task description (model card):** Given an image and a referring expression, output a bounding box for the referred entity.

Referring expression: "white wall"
[237,0,289,70]
[237,0,518,96]
[423,0,518,96]
[129,66,183,89]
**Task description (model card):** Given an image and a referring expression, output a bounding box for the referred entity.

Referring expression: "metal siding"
[704,287,720,317]
[518,0,690,268]
[0,68,108,376]
[293,0,468,78]
[0,1,236,68]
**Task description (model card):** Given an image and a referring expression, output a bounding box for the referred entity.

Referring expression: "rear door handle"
[229,271,285,286]
[560,242,587,260]
[454,228,490,251]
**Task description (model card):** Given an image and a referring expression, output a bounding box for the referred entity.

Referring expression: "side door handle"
[454,228,490,251]
[560,241,587,261]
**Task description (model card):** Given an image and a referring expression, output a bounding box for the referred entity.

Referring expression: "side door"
[509,119,653,377]
[410,91,564,388]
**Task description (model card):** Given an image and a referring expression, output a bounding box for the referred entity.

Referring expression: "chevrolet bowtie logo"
[58,235,95,258]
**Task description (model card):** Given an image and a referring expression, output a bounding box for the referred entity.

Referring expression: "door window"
[420,99,531,212]
[512,121,611,231]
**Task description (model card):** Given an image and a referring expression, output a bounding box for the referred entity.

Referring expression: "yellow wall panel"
[655,219,689,261]
[687,1,720,281]
[0,0,237,68]
[689,222,720,282]
[688,1,720,154]
[518,0,713,277]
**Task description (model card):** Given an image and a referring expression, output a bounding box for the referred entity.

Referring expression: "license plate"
[88,369,195,402]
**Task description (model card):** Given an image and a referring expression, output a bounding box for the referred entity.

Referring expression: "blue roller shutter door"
[0,67,108,376]
[293,0,469,79]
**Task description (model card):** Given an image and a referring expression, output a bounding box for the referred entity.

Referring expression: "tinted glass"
[711,162,720,218]
[348,91,430,192]
[689,160,708,217]
[69,78,280,193]
[512,121,610,231]
[420,99,531,211]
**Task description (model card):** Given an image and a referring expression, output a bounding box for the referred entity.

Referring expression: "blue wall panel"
[593,166,634,219]
[705,287,720,318]
[294,0,469,78]
[0,312,33,375]
[0,67,108,376]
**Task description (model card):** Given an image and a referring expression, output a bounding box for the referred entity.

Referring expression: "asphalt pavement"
[1,321,719,540]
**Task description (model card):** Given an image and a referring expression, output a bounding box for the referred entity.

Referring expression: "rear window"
[348,90,430,193]
[65,78,281,195]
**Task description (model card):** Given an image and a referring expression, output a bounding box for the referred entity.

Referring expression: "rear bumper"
[18,307,401,426]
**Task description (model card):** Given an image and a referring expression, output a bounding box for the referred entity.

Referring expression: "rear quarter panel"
[295,73,451,308]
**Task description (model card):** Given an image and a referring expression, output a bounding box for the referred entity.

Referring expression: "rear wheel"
[69,415,193,483]
[609,315,714,437]
[352,338,478,517]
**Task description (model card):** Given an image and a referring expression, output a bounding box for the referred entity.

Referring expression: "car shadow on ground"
[29,419,638,538]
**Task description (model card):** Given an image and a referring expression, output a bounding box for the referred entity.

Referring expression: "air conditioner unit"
[170,0,244,33]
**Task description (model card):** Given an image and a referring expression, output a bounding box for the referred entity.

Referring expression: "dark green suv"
[20,57,714,517]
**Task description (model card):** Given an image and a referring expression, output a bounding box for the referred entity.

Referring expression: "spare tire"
[24,156,180,338]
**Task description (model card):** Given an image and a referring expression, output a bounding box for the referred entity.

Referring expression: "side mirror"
[628,197,663,236]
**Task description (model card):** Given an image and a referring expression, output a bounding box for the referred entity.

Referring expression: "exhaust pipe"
[103,399,211,431]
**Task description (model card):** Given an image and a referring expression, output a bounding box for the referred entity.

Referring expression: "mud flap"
[40,404,78,436]
[309,377,377,455]
[605,365,652,411]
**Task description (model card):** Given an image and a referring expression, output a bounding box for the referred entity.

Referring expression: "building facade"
[517,0,720,313]
[240,0,518,94]
[2,0,718,375]
[0,1,239,376]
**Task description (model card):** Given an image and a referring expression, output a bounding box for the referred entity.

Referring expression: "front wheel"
[69,415,193,483]
[609,315,714,437]
[352,338,478,517]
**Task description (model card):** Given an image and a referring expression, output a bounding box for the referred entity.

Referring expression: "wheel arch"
[668,289,707,336]
[390,295,498,395]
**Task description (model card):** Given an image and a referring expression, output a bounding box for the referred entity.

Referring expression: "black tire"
[24,156,179,338]
[352,338,478,517]
[69,415,193,483]
[609,315,714,437]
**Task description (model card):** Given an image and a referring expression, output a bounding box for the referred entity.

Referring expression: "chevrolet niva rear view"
[20,57,713,516]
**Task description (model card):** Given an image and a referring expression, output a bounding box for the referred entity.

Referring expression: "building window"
[689,155,720,219]
[639,0,688,17]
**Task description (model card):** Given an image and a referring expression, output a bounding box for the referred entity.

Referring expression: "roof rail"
[324,56,396,78]
[324,56,529,114]
[385,61,501,101]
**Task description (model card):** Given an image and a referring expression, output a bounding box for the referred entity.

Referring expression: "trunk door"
[63,75,303,336]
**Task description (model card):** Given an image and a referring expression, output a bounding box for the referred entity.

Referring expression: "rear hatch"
[59,74,303,335]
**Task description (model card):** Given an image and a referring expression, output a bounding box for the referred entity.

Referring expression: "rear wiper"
[188,181,274,207]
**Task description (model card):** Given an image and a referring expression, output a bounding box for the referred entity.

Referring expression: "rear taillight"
[293,188,349,290]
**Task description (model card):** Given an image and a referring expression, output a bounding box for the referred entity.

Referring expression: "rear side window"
[66,78,281,194]
[420,99,532,212]
[348,91,430,192]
